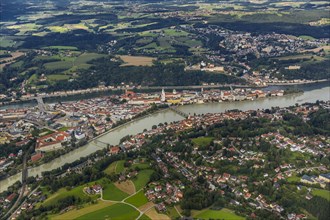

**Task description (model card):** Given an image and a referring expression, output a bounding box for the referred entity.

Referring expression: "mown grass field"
[115,160,126,174]
[103,160,126,175]
[194,208,245,220]
[139,214,152,220]
[119,55,155,66]
[44,61,73,70]
[41,185,98,208]
[51,200,114,220]
[103,161,118,175]
[0,37,16,47]
[132,169,154,191]
[131,162,150,170]
[43,53,105,71]
[166,206,181,219]
[102,182,129,201]
[287,174,300,183]
[75,203,139,220]
[125,190,148,207]
[192,137,214,148]
[312,189,330,201]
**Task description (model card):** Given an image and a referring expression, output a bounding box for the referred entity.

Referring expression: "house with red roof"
[5,193,17,203]
[109,146,120,155]
[31,152,44,163]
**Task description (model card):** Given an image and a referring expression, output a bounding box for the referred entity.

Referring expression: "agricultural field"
[102,182,129,201]
[114,160,126,174]
[41,184,99,208]
[131,161,151,170]
[124,190,149,208]
[193,208,245,220]
[0,37,20,48]
[0,51,24,69]
[51,200,114,220]
[119,55,155,66]
[6,23,42,35]
[7,51,107,89]
[41,52,105,71]
[132,169,154,191]
[166,206,182,219]
[75,203,140,220]
[114,180,136,195]
[103,161,119,175]
[145,207,171,220]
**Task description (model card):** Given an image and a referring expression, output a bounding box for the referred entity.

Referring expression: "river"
[0,83,329,192]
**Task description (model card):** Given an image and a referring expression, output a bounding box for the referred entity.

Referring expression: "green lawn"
[0,37,17,47]
[125,190,148,207]
[102,182,129,201]
[75,203,139,220]
[132,169,154,191]
[50,200,114,220]
[74,53,105,65]
[42,185,98,207]
[10,61,24,68]
[166,206,181,219]
[312,189,330,201]
[287,175,300,183]
[131,162,150,170]
[37,52,105,72]
[139,214,151,220]
[192,137,214,148]
[58,127,70,131]
[115,160,126,174]
[103,161,118,175]
[44,60,73,70]
[194,208,245,220]
[104,160,149,176]
[47,74,71,81]
[28,73,38,83]
[163,28,189,37]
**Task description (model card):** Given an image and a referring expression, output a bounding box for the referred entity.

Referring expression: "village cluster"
[98,101,330,218]
[2,100,329,219]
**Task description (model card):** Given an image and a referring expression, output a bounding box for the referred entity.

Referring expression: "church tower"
[161,89,166,102]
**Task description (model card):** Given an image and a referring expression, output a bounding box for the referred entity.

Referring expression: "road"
[2,155,28,220]
[8,186,40,220]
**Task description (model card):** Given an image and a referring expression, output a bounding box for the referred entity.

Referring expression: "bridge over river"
[0,83,329,193]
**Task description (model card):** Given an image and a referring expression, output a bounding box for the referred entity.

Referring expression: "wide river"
[0,82,329,192]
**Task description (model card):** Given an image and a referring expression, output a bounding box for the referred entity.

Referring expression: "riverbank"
[0,84,329,193]
[0,106,170,182]
[1,81,328,110]
[29,107,170,169]
[0,84,262,108]
[266,79,329,86]
[87,107,170,144]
